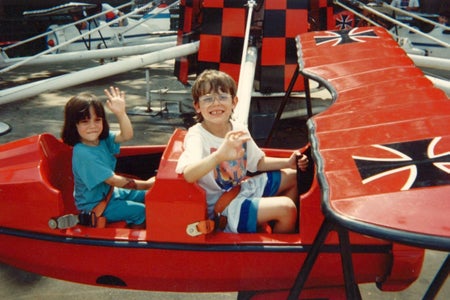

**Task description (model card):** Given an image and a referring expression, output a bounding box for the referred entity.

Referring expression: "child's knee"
[128,209,145,225]
[280,198,297,220]
[122,202,146,225]
[273,198,297,233]
[280,169,297,187]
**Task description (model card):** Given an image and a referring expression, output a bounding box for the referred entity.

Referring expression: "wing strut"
[264,66,313,147]
[288,220,362,300]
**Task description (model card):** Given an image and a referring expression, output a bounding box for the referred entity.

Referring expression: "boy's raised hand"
[216,130,250,162]
[104,86,126,115]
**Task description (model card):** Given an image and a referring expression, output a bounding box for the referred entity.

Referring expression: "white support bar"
[236,0,257,126]
[0,42,199,105]
[234,46,258,125]
[0,38,176,68]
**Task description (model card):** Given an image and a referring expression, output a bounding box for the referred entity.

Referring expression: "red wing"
[297,27,450,244]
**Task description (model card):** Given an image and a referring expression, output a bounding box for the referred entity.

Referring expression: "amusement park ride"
[0,0,449,299]
[23,1,175,53]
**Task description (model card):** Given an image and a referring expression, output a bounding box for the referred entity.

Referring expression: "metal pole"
[0,39,176,68]
[337,226,362,300]
[235,0,257,126]
[423,254,450,300]
[0,42,199,105]
[264,65,299,147]
[288,219,334,300]
[234,47,258,125]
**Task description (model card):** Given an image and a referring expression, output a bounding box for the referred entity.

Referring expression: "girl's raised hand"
[104,86,126,115]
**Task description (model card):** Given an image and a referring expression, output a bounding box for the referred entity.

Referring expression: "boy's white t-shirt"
[176,121,265,218]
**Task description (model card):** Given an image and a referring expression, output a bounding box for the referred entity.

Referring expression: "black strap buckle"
[78,211,97,227]
[214,213,227,231]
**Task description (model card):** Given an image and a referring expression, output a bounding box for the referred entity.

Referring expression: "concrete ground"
[0,59,448,299]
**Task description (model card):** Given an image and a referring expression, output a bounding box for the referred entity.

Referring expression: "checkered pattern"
[197,0,247,83]
[176,0,335,92]
[259,0,309,93]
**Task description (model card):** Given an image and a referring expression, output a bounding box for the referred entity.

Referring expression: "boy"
[176,70,308,233]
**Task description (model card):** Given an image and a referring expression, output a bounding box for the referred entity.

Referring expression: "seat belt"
[90,186,114,228]
[49,187,113,229]
[186,185,241,236]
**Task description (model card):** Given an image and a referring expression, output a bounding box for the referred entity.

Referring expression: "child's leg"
[257,196,297,233]
[276,168,298,203]
[121,189,146,203]
[104,193,146,226]
[105,200,145,225]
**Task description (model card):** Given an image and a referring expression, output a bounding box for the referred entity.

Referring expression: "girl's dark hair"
[191,69,237,122]
[61,92,109,146]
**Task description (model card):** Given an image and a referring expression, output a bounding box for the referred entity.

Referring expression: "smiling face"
[61,93,110,146]
[194,86,237,126]
[76,106,104,146]
[192,70,238,124]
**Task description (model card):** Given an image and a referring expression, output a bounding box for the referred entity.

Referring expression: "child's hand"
[104,86,126,115]
[289,151,309,171]
[216,130,250,161]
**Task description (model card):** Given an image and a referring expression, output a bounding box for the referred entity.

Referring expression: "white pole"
[409,54,450,72]
[237,0,256,89]
[0,39,176,67]
[234,47,258,125]
[425,75,450,97]
[235,0,257,126]
[408,56,450,96]
[0,42,199,105]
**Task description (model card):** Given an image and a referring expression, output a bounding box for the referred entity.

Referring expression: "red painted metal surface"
[0,129,423,293]
[299,27,450,250]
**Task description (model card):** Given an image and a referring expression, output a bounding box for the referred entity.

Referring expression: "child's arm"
[257,151,308,172]
[104,86,133,143]
[105,174,155,190]
[182,130,250,183]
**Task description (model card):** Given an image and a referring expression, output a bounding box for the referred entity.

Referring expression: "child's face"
[76,106,103,146]
[195,87,237,125]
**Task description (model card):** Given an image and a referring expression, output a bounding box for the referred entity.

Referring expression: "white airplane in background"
[0,1,179,72]
[23,1,176,53]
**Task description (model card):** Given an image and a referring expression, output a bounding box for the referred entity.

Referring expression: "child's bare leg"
[277,169,298,204]
[257,197,297,233]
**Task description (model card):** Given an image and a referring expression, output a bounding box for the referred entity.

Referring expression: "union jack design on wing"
[314,28,378,46]
[353,137,450,191]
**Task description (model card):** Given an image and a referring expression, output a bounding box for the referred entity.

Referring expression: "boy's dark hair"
[191,69,237,122]
[61,92,109,146]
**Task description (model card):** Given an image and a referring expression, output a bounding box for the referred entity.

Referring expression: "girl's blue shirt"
[72,132,120,211]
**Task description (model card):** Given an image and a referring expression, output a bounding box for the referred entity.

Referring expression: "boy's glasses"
[199,93,232,106]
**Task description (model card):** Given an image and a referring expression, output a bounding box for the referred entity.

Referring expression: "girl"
[176,70,308,234]
[61,86,154,228]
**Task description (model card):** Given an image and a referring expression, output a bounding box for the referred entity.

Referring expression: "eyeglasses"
[198,93,232,106]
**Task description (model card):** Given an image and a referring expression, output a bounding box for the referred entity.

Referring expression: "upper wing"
[297,27,450,250]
